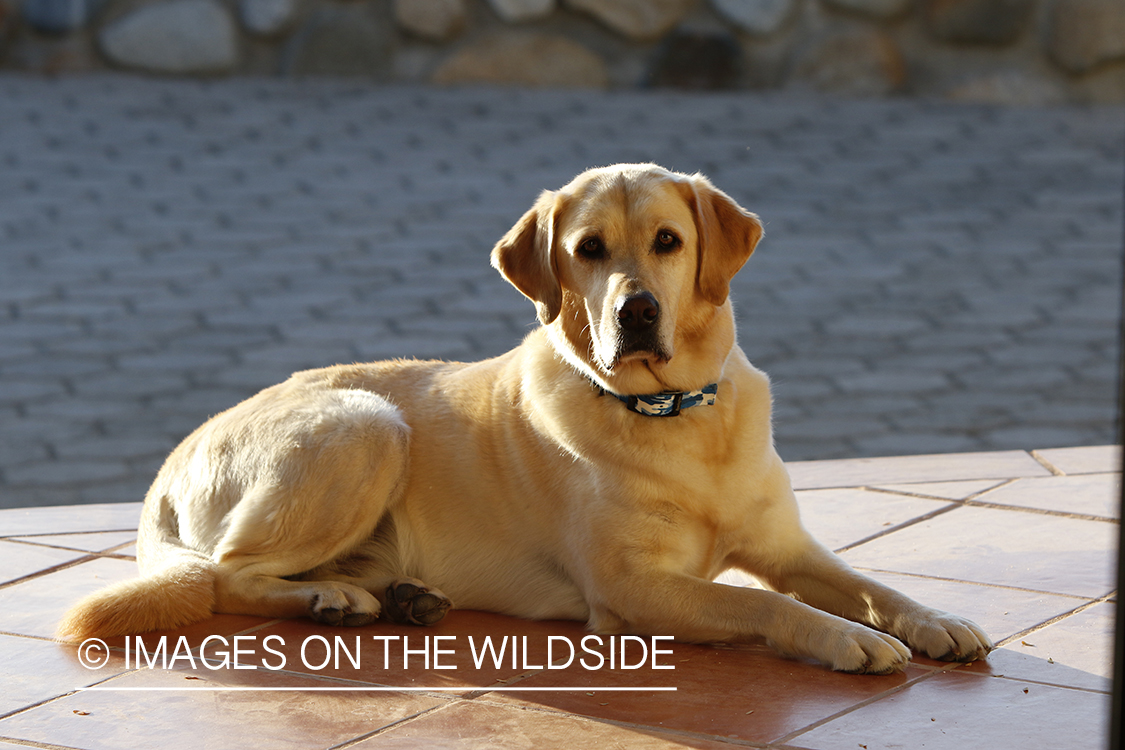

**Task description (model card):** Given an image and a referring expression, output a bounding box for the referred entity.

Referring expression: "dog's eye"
[578,237,605,260]
[654,231,680,252]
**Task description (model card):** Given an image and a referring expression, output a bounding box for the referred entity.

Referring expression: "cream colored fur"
[58,164,992,674]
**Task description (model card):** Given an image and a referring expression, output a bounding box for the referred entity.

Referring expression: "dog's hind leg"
[210,389,412,627]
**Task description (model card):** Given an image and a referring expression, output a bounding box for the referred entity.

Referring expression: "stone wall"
[2,0,1123,103]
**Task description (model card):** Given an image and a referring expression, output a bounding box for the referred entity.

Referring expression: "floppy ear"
[685,175,763,307]
[491,190,563,325]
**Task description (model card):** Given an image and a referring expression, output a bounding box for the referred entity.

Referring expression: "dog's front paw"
[903,610,994,663]
[382,579,452,626]
[774,619,911,675]
[828,624,912,675]
[309,584,380,627]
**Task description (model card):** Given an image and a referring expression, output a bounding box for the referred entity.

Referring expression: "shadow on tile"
[490,640,931,745]
[960,600,1115,692]
[785,668,1110,750]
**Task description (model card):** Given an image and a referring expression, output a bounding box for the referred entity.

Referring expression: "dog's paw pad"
[309,586,379,627]
[311,606,345,626]
[383,581,451,626]
[341,611,378,627]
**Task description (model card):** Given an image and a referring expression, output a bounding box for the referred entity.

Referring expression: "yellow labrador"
[59,164,992,673]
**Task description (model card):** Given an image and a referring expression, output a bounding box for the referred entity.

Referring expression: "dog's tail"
[56,498,218,642]
[56,556,216,642]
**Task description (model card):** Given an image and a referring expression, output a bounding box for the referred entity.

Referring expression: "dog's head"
[492,164,762,395]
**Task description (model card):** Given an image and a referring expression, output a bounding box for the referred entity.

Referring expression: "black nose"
[617,293,660,333]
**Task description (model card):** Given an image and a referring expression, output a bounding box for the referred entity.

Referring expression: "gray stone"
[820,0,910,19]
[1046,0,1125,74]
[565,0,694,40]
[284,5,393,78]
[925,0,1034,44]
[432,32,609,87]
[238,0,299,36]
[795,30,906,95]
[395,0,466,41]
[1077,66,1125,103]
[22,0,101,33]
[0,0,12,39]
[98,0,239,74]
[647,30,741,89]
[945,72,1068,105]
[711,0,796,36]
[487,0,555,22]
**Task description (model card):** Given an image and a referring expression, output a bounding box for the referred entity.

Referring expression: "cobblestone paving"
[1,75,1122,508]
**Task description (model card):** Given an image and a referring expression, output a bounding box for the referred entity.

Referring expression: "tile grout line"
[860,477,1119,524]
[832,502,962,554]
[0,537,142,590]
[0,555,102,592]
[982,671,1113,696]
[0,537,137,557]
[993,593,1117,650]
[0,529,137,540]
[848,566,1105,601]
[862,477,1017,503]
[0,736,86,750]
[324,700,461,750]
[0,662,143,724]
[769,667,945,747]
[959,498,1118,524]
[458,696,773,749]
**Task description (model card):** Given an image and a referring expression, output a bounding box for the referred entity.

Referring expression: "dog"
[59,164,993,674]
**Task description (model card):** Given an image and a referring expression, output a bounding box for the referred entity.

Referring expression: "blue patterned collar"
[595,382,718,417]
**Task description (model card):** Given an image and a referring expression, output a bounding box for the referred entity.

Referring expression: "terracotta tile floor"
[0,445,1118,750]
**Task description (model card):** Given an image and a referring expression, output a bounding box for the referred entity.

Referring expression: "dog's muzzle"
[614,292,667,362]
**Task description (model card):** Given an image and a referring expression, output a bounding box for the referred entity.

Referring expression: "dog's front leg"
[585,571,910,674]
[752,541,994,664]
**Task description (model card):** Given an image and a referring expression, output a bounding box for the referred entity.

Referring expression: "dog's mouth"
[586,316,672,377]
[607,340,671,371]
